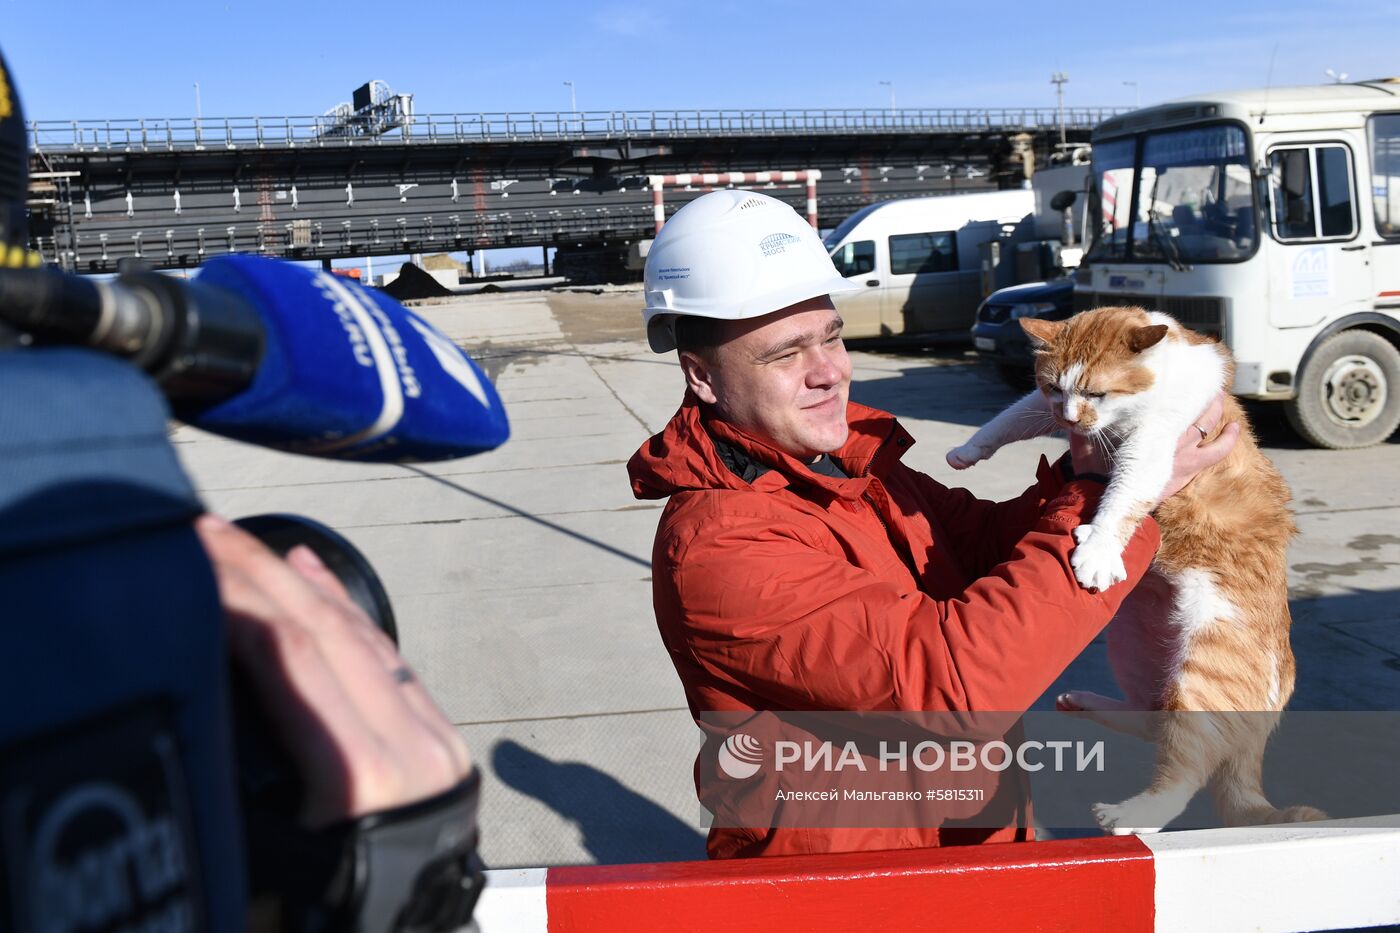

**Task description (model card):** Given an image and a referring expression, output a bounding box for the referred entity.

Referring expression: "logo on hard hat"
[759,232,801,257]
[717,733,764,780]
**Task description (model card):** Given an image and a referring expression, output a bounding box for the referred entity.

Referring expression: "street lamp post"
[878,80,895,119]
[1050,72,1068,146]
[1123,80,1139,108]
[563,80,577,113]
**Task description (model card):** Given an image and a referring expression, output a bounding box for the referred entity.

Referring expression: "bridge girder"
[28,124,1094,273]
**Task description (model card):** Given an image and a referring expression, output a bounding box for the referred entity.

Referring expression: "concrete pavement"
[175,287,1400,868]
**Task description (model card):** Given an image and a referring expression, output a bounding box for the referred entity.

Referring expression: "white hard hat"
[642,190,860,353]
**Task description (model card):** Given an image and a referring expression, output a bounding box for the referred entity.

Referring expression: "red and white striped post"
[473,818,1400,933]
[651,182,665,235]
[648,170,823,234]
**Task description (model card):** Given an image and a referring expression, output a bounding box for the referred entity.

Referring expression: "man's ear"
[679,350,719,405]
[1020,317,1064,349]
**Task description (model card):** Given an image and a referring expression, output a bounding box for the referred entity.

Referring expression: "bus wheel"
[1285,329,1400,449]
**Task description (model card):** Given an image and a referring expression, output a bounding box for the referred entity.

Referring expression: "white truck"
[823,189,1036,339]
[1075,78,1400,448]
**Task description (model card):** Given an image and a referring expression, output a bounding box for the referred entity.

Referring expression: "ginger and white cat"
[949,306,1323,833]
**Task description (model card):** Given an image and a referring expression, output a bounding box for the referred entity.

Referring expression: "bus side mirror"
[1050,190,1078,212]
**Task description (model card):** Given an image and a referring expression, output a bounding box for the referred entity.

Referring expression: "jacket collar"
[628,389,916,502]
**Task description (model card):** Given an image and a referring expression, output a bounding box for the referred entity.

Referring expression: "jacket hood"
[628,389,914,501]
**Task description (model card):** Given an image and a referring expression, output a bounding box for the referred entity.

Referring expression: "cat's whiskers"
[1013,408,1058,432]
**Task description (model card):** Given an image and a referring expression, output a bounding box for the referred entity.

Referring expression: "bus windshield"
[1087,124,1257,264]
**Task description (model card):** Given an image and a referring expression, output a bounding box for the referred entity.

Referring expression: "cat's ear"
[1128,324,1169,353]
[1020,318,1064,349]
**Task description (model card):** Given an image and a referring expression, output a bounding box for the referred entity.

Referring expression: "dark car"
[970,278,1075,387]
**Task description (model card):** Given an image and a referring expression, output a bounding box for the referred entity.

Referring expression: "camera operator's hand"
[195,514,472,828]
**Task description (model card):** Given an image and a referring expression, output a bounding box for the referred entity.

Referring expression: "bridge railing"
[29,107,1126,153]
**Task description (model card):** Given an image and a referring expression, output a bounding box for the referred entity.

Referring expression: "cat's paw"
[1093,801,1162,836]
[945,444,991,470]
[1070,524,1128,591]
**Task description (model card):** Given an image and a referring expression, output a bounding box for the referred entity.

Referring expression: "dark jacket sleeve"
[655,478,1159,714]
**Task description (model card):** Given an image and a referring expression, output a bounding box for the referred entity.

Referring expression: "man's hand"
[1156,393,1240,504]
[1068,392,1240,505]
[195,514,472,828]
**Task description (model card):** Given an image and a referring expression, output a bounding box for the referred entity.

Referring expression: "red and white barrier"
[474,819,1400,932]
[648,171,822,233]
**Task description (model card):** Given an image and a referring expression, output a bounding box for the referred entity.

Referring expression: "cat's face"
[1021,308,1167,436]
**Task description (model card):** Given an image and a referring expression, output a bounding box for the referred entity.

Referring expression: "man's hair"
[673,315,728,360]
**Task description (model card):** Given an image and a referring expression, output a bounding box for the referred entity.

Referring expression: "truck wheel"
[1285,329,1400,449]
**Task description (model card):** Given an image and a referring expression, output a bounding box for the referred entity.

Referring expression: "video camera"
[0,48,508,932]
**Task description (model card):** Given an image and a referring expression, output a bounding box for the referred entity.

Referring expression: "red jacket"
[628,392,1159,858]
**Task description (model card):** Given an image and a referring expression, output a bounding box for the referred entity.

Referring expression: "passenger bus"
[1075,79,1400,448]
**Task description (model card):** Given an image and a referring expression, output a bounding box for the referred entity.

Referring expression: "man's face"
[681,297,852,461]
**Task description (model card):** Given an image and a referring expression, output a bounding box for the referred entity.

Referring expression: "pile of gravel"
[378,262,454,301]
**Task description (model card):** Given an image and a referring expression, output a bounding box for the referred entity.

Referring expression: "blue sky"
[5,0,1399,122]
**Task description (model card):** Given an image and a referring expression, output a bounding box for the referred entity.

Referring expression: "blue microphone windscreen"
[189,257,509,462]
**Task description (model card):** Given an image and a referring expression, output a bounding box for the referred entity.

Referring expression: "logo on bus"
[1290,246,1332,299]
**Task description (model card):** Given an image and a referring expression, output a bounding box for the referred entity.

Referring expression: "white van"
[1078,79,1400,448]
[824,190,1035,339]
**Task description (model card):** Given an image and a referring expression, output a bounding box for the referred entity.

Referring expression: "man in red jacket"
[627,190,1237,858]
